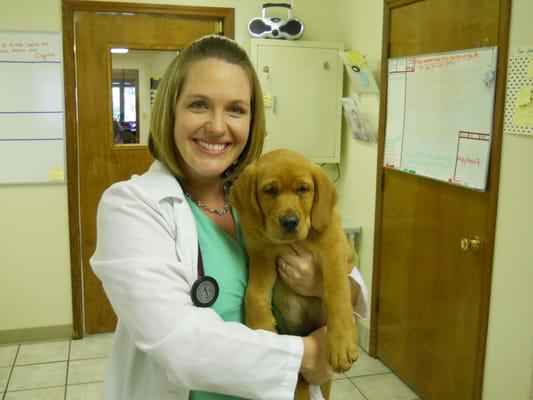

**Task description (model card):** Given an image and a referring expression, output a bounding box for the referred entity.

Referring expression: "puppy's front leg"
[245,253,278,332]
[319,250,358,373]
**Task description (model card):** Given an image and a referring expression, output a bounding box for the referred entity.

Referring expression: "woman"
[91,35,368,400]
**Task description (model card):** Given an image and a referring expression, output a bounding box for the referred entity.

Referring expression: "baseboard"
[358,319,370,352]
[0,324,73,345]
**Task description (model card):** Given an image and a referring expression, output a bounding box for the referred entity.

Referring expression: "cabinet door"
[256,45,342,162]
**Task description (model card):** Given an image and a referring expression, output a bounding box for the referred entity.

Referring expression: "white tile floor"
[0,334,420,399]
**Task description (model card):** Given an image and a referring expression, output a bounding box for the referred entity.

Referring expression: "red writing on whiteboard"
[34,52,56,61]
[0,41,55,59]
[417,51,480,71]
[456,156,480,166]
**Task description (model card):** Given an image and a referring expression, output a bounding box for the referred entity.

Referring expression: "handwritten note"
[514,85,533,127]
[0,32,61,62]
[516,85,532,106]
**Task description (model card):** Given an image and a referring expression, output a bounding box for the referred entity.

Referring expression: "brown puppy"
[229,149,358,399]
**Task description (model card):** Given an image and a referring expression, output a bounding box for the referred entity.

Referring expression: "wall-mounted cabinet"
[250,39,344,163]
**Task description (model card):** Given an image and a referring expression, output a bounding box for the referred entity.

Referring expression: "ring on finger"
[281,261,288,273]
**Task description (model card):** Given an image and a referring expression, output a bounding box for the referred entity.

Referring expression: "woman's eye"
[189,101,207,111]
[263,186,278,197]
[228,105,247,116]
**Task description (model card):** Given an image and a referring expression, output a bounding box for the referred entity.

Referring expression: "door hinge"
[214,20,223,34]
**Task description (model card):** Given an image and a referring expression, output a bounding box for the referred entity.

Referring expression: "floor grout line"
[2,344,20,399]
[348,371,396,379]
[64,339,71,400]
[3,384,66,393]
[348,378,369,400]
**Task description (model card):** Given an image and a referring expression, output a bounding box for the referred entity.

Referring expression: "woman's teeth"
[197,140,227,151]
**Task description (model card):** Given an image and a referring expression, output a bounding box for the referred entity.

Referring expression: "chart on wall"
[384,46,498,191]
[0,31,65,184]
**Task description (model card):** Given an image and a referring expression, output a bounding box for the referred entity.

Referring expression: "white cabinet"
[250,39,344,163]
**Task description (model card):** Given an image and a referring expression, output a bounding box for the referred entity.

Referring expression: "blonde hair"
[148,35,265,183]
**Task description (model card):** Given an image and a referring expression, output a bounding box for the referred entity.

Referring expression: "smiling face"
[174,57,252,185]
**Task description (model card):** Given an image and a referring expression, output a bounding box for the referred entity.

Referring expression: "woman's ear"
[310,165,337,233]
[229,163,262,229]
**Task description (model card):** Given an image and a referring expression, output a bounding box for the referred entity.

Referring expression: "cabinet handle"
[323,61,330,70]
[263,65,271,79]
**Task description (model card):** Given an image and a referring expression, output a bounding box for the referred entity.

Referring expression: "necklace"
[184,191,230,216]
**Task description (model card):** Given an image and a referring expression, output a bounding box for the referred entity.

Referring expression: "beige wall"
[333,0,383,346]
[0,0,531,398]
[482,1,533,398]
[0,0,70,332]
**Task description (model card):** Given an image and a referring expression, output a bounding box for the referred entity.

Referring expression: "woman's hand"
[277,244,323,298]
[300,326,333,385]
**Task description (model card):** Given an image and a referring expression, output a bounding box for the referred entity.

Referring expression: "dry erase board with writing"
[384,46,498,191]
[0,31,65,184]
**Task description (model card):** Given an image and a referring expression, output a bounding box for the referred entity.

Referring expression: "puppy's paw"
[327,327,358,373]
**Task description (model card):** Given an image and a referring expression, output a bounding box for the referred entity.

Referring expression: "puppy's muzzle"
[279,213,299,233]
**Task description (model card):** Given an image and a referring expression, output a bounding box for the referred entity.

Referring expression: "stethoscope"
[190,246,219,307]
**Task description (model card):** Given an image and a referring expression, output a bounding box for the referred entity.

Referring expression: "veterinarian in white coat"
[91,35,368,400]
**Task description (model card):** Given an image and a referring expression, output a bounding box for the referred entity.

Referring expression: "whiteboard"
[384,47,498,191]
[0,31,65,184]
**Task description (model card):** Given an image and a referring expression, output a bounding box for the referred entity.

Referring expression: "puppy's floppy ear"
[310,165,337,233]
[229,163,262,229]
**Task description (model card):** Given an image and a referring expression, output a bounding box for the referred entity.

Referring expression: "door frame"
[369,0,511,396]
[62,0,235,338]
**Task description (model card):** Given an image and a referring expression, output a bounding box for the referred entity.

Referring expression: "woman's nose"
[206,111,226,135]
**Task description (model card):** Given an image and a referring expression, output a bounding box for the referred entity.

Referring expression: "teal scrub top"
[186,197,248,400]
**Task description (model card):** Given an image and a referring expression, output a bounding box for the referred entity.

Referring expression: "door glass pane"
[111,49,177,146]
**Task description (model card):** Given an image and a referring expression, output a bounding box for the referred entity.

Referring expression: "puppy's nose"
[280,213,299,233]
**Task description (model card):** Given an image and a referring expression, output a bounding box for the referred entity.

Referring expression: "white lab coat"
[90,160,369,400]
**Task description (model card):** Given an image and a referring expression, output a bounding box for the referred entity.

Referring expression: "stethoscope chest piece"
[191,276,219,307]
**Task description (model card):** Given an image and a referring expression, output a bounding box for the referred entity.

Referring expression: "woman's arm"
[300,326,334,385]
[90,180,303,400]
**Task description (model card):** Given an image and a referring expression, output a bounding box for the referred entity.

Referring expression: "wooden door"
[370,0,511,399]
[67,4,231,335]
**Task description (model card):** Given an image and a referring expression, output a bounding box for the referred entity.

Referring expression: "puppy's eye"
[297,186,310,195]
[263,185,278,197]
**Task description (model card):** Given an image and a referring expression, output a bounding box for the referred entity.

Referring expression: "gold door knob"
[460,236,482,251]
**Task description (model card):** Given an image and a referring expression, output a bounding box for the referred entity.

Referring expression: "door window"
[110,49,177,146]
